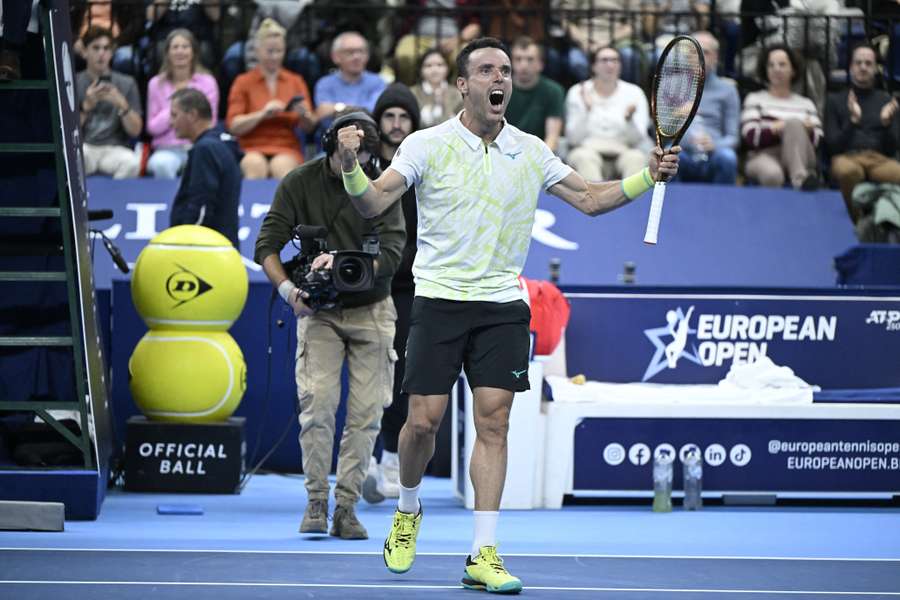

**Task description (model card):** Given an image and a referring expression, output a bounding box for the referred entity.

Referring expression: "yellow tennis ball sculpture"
[131,225,248,331]
[129,330,247,423]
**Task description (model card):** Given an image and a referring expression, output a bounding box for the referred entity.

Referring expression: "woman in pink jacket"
[145,28,219,178]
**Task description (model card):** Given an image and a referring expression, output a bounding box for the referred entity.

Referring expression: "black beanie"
[373,82,421,132]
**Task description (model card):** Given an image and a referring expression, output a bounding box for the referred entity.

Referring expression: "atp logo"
[166,264,213,307]
[641,306,702,381]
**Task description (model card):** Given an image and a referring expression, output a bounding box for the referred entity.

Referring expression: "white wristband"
[278,280,297,303]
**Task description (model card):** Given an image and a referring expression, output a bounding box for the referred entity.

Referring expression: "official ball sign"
[124,416,245,493]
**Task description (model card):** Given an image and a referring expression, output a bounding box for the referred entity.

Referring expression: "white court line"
[1,548,899,562]
[1,581,899,595]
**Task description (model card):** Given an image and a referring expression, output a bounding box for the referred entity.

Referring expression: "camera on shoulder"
[286,224,378,311]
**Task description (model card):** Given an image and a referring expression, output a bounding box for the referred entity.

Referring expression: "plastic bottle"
[683,449,703,511]
[549,258,561,284]
[621,261,636,284]
[652,451,673,512]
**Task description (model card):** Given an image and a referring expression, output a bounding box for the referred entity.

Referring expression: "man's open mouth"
[489,90,504,106]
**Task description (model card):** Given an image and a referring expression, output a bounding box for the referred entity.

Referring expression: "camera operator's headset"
[322,111,381,177]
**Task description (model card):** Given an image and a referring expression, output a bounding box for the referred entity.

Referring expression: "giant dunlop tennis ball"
[131,225,248,331]
[129,330,247,423]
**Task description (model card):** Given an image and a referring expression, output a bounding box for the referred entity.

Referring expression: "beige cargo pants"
[295,296,397,505]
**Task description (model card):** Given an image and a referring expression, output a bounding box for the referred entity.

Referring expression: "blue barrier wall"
[87,179,858,290]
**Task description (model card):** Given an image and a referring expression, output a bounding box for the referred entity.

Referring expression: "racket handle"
[643,181,667,245]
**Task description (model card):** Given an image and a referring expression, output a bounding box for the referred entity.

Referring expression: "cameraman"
[254,109,406,540]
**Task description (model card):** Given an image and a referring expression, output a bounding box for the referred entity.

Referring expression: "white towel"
[719,355,820,391]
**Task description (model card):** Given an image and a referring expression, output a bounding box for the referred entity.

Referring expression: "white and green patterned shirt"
[389,114,573,302]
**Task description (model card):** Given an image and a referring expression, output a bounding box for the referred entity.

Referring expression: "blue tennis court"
[2,476,899,600]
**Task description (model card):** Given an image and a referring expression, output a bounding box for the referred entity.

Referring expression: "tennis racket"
[643,35,705,245]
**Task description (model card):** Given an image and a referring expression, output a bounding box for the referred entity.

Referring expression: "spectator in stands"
[145,0,220,71]
[76,26,143,179]
[0,0,33,81]
[565,46,650,180]
[553,0,643,85]
[314,31,386,123]
[392,0,482,86]
[220,1,320,111]
[484,0,545,44]
[226,19,317,180]
[146,29,219,179]
[364,83,421,505]
[826,43,900,222]
[646,0,711,44]
[507,37,565,154]
[410,48,463,128]
[169,88,242,248]
[741,45,822,190]
[675,31,740,184]
[71,0,142,67]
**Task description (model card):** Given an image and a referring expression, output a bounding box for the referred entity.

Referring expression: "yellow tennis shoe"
[461,545,523,594]
[383,504,422,574]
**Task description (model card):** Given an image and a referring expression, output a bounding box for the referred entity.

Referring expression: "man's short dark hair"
[82,26,114,48]
[757,44,802,85]
[172,88,212,120]
[456,37,509,79]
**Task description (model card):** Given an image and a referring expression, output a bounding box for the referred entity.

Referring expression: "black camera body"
[288,225,377,311]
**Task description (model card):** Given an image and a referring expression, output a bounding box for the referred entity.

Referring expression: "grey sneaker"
[330,503,368,539]
[299,499,328,533]
[362,456,385,504]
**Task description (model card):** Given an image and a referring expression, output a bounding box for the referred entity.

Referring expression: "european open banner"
[574,418,900,494]
[565,289,900,389]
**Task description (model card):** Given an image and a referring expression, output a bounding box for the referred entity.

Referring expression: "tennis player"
[337,37,680,593]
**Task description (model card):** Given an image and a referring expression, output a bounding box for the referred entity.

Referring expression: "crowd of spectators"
[61,0,900,233]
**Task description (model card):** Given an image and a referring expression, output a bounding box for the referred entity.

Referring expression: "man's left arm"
[370,196,406,279]
[549,147,680,216]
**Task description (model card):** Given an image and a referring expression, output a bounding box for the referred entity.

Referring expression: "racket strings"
[655,43,703,137]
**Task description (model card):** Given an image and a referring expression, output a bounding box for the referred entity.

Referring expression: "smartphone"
[98,74,112,84]
[286,94,305,110]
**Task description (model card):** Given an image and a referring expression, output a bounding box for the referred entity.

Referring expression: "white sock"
[471,511,499,559]
[397,482,420,514]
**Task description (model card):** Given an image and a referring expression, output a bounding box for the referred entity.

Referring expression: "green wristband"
[342,162,369,196]
[621,167,654,200]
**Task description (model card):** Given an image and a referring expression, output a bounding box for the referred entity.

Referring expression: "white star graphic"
[641,307,702,381]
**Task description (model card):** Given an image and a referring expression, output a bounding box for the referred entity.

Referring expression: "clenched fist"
[338,125,365,171]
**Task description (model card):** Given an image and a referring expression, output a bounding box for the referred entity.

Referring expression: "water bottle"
[549,258,561,284]
[620,261,636,285]
[682,449,703,511]
[652,451,673,512]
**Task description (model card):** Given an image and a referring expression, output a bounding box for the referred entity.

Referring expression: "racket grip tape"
[643,181,667,245]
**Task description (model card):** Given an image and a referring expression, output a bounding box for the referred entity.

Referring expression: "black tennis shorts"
[402,297,532,395]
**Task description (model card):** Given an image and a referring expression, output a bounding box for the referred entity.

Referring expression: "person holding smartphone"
[75,26,143,179]
[226,19,317,180]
